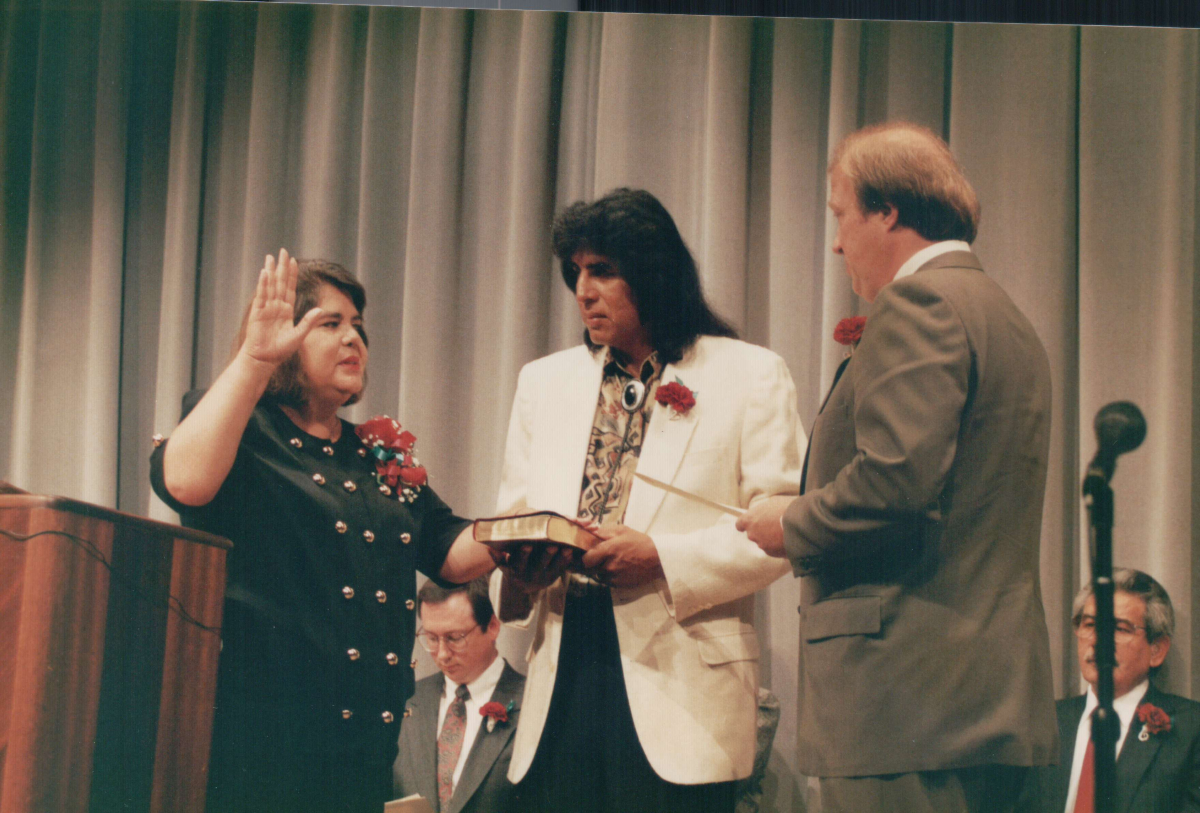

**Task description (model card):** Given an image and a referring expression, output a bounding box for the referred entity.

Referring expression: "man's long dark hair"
[552,188,737,365]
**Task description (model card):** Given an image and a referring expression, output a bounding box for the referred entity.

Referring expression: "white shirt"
[437,654,506,791]
[1062,680,1150,813]
[893,240,973,284]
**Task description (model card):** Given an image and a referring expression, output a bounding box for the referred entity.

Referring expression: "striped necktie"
[437,683,470,810]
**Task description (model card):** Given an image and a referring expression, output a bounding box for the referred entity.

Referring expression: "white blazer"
[494,336,803,785]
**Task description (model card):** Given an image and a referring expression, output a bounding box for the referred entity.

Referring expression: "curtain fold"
[140,3,200,521]
[950,22,1081,692]
[1077,26,1198,691]
[457,8,565,510]
[8,1,127,504]
[2,4,1196,810]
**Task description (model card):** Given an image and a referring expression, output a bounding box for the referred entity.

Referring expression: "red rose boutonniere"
[480,700,514,733]
[655,378,696,419]
[1137,702,1172,741]
[834,316,867,353]
[355,416,427,503]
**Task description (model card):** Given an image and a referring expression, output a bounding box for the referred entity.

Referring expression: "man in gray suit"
[393,577,523,813]
[739,121,1058,812]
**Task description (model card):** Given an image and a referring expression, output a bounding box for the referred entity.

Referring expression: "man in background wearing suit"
[393,577,523,813]
[1026,569,1200,813]
[739,121,1058,812]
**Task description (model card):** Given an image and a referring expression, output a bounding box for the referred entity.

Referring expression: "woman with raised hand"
[151,249,493,813]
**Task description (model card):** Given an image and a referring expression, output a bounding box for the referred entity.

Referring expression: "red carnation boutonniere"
[834,316,867,354]
[655,378,696,419]
[1136,702,1172,741]
[355,416,427,503]
[479,700,514,733]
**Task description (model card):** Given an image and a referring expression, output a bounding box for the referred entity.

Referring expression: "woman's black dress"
[150,392,470,813]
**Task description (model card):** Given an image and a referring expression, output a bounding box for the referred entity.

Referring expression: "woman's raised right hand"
[239,249,323,367]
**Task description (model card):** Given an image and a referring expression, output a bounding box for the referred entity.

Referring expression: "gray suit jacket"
[393,660,524,813]
[783,251,1059,777]
[1022,685,1200,813]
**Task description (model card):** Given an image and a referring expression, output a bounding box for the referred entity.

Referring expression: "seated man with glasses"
[393,577,524,813]
[1023,568,1200,813]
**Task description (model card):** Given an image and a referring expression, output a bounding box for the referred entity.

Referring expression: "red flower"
[399,466,427,488]
[833,316,867,346]
[356,416,404,447]
[1137,703,1172,735]
[479,701,509,724]
[381,460,404,487]
[655,381,696,416]
[357,415,427,502]
[393,430,417,453]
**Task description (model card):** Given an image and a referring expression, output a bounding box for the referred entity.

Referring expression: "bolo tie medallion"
[621,379,646,412]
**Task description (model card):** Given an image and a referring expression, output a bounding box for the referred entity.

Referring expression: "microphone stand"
[1080,400,1145,813]
[1081,472,1118,813]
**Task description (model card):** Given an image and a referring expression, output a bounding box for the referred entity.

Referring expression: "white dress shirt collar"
[893,240,973,283]
[1063,680,1151,813]
[1082,679,1150,751]
[442,651,505,705]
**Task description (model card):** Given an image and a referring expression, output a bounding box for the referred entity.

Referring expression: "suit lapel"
[535,348,606,515]
[448,662,523,813]
[1053,695,1087,813]
[818,356,852,416]
[409,677,444,807]
[623,359,700,533]
[1113,686,1170,813]
[801,355,852,495]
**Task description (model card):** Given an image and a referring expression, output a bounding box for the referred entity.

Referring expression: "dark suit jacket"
[393,660,524,813]
[782,252,1059,777]
[1025,685,1200,813]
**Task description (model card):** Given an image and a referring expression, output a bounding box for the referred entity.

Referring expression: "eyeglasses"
[1073,614,1146,643]
[416,626,480,653]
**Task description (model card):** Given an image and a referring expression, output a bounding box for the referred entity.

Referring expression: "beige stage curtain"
[1,3,1196,809]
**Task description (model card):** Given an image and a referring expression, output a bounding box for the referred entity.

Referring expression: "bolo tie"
[596,378,648,516]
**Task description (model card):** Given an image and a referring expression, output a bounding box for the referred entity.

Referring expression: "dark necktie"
[437,683,470,809]
[1074,715,1096,813]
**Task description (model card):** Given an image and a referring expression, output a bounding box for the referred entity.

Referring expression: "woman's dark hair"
[233,259,368,408]
[552,188,737,364]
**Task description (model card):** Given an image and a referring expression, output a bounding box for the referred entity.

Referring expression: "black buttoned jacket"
[151,392,469,758]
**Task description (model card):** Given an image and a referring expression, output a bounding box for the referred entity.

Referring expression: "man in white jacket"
[491,188,803,813]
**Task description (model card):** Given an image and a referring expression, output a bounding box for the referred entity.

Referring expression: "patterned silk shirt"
[576,349,663,526]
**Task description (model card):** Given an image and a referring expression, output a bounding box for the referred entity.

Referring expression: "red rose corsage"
[834,316,867,350]
[479,700,514,732]
[655,378,696,418]
[1136,702,1172,740]
[355,416,427,503]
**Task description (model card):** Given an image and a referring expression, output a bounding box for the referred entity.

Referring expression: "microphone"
[1084,401,1146,486]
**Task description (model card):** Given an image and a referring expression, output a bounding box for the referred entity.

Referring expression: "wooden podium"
[0,485,230,813]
